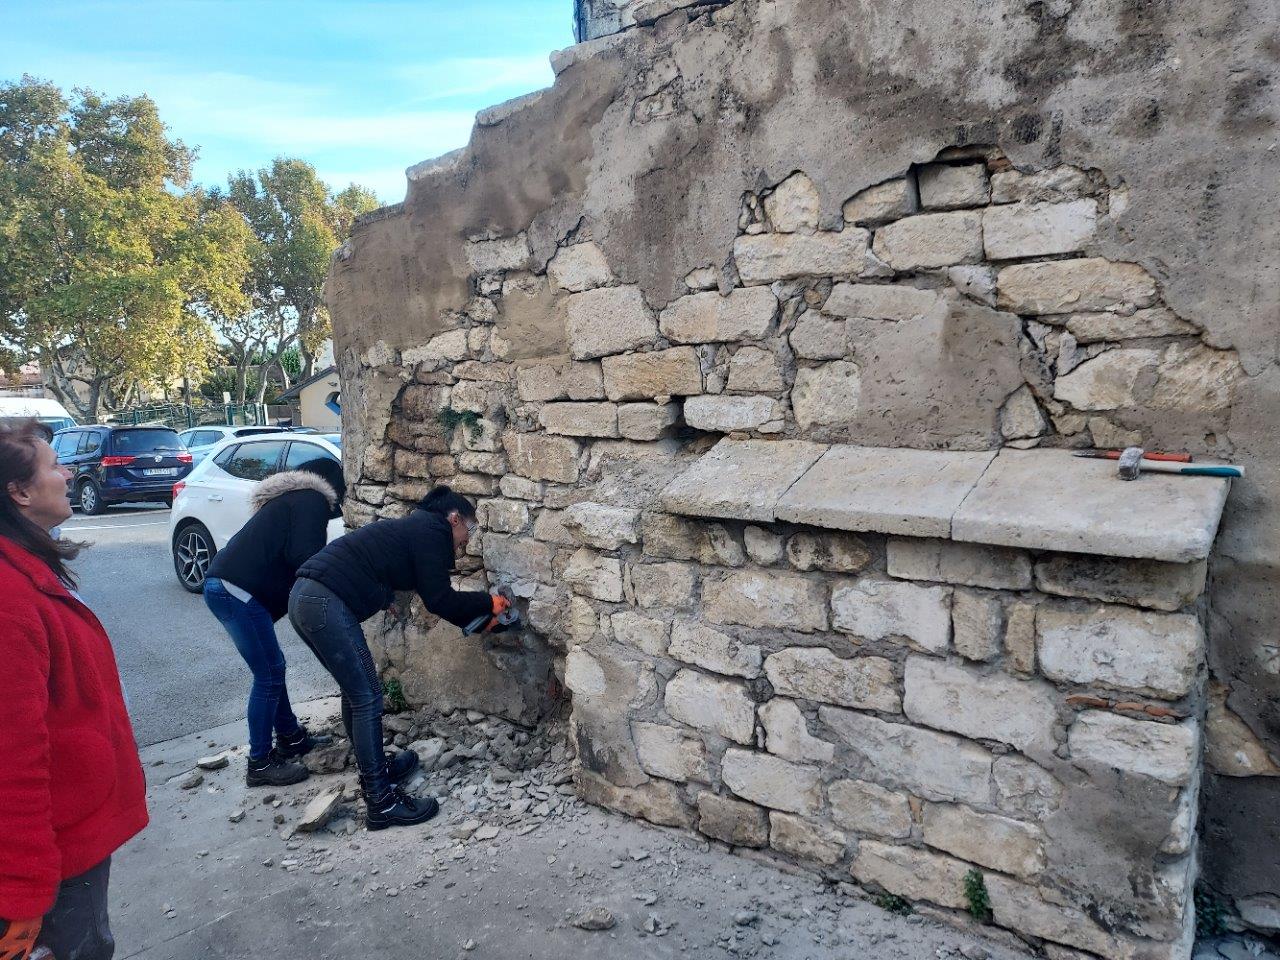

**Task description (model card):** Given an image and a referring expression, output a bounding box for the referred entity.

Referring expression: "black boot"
[364,785,439,831]
[276,725,334,759]
[246,749,310,787]
[388,749,420,783]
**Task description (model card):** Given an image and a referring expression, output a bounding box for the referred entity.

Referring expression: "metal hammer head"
[1117,446,1144,480]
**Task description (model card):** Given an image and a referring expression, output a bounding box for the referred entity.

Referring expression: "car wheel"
[78,480,106,516]
[173,522,216,593]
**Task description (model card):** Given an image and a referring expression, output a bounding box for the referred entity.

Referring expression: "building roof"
[276,365,338,402]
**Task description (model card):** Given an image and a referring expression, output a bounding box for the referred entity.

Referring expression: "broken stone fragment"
[917,162,990,209]
[296,789,342,832]
[197,753,230,771]
[571,906,616,930]
[178,771,204,790]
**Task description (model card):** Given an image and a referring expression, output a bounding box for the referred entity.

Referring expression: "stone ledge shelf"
[660,439,1231,563]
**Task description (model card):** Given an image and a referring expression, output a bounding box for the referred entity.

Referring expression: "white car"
[170,432,344,592]
[177,424,289,465]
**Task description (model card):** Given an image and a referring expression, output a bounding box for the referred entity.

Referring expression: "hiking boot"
[276,725,334,759]
[388,749,420,783]
[246,750,310,787]
[365,786,439,831]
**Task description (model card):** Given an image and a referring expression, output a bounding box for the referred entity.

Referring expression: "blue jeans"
[203,577,301,759]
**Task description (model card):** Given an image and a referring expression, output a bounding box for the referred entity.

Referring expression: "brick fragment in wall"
[669,621,762,678]
[763,172,821,233]
[631,721,709,783]
[565,285,658,360]
[842,178,916,226]
[764,647,900,712]
[887,537,1032,590]
[546,241,612,292]
[560,502,639,550]
[617,401,680,441]
[850,841,972,910]
[871,211,983,270]
[828,779,912,838]
[951,591,1004,662]
[733,229,870,283]
[830,579,950,653]
[696,793,769,848]
[791,361,861,428]
[996,258,1157,314]
[769,812,846,866]
[993,756,1063,819]
[1068,711,1198,786]
[703,569,828,632]
[982,199,1097,259]
[502,432,581,484]
[538,401,620,438]
[629,562,697,609]
[576,770,693,830]
[785,531,872,574]
[515,358,605,402]
[922,803,1047,879]
[563,548,624,602]
[917,162,990,209]
[640,513,745,567]
[720,748,822,815]
[823,282,946,322]
[601,347,702,400]
[759,698,834,763]
[610,612,669,656]
[664,669,755,744]
[658,287,778,343]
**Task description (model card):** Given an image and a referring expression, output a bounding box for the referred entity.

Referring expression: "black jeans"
[36,857,113,960]
[288,578,391,796]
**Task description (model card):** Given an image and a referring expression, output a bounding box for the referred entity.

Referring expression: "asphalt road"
[63,504,336,748]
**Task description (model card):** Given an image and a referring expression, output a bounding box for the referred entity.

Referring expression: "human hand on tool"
[484,589,520,634]
[0,916,42,960]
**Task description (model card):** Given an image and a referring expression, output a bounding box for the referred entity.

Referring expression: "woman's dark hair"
[418,485,476,519]
[0,418,84,585]
[295,458,347,517]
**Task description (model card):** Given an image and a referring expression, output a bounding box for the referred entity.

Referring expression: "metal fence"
[106,402,272,430]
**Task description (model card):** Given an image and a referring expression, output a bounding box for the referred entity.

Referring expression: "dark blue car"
[52,425,193,515]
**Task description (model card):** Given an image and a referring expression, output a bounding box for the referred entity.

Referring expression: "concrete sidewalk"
[111,698,1040,960]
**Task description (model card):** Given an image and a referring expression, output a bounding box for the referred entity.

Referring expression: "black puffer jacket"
[206,469,340,621]
[295,508,491,627]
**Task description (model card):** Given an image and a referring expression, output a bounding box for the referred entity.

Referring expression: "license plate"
[143,468,176,477]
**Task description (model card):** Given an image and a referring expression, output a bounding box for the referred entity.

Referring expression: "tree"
[0,76,246,420]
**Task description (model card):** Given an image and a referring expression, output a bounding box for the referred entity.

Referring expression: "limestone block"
[547,241,612,292]
[659,287,778,343]
[567,596,600,647]
[1000,385,1048,440]
[789,312,847,360]
[539,402,620,438]
[951,448,1230,563]
[664,669,755,745]
[1065,307,1198,343]
[764,648,900,712]
[561,502,640,550]
[843,178,915,226]
[727,346,785,392]
[515,358,605,402]
[630,562,697,608]
[601,347,702,400]
[831,579,951,653]
[760,698,835,763]
[744,525,785,564]
[777,445,996,538]
[721,748,822,814]
[923,803,1046,878]
[734,229,870,283]
[820,707,993,804]
[850,841,971,910]
[577,770,693,829]
[1068,711,1198,785]
[786,531,872,574]
[990,166,1091,204]
[563,548,625,602]
[684,395,781,433]
[704,569,828,632]
[947,264,997,305]
[448,380,490,414]
[566,286,658,360]
[982,199,1097,260]
[466,233,529,273]
[887,538,1031,590]
[1003,599,1037,674]
[1150,342,1241,412]
[531,508,576,545]
[684,266,718,291]
[1036,602,1202,700]
[669,621,762,678]
[617,401,681,440]
[764,172,820,233]
[828,779,912,838]
[661,438,828,523]
[632,721,709,783]
[502,432,581,484]
[610,612,669,656]
[872,211,982,270]
[993,756,1063,819]
[918,162,990,209]
[499,476,544,501]
[904,656,1058,755]
[1205,683,1280,777]
[457,451,507,476]
[951,591,1004,662]
[769,812,847,865]
[640,512,745,567]
[482,534,554,585]
[393,449,432,478]
[986,876,1121,957]
[823,282,947,321]
[477,498,530,534]
[402,329,469,368]
[696,792,768,848]
[996,258,1157,314]
[1053,347,1161,410]
[791,361,861,428]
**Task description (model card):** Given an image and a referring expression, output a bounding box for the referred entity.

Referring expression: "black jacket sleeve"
[413,528,493,629]
[282,494,332,575]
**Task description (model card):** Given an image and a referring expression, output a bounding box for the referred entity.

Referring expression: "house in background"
[0,362,47,399]
[276,365,340,430]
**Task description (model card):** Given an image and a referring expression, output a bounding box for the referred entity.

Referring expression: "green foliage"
[383,678,409,714]
[438,407,483,441]
[963,869,993,923]
[874,892,912,916]
[1195,886,1229,937]
[279,348,302,380]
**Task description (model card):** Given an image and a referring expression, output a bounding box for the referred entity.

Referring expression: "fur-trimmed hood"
[251,469,340,513]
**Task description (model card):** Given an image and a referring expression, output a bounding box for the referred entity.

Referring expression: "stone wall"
[327,0,1280,944]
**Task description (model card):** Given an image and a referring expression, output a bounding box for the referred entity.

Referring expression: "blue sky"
[1,0,575,203]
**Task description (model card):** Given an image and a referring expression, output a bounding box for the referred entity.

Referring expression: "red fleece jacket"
[0,535,148,919]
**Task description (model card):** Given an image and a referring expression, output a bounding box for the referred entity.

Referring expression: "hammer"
[1116,446,1244,480]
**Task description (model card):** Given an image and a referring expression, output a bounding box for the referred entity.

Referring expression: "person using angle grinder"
[289,485,518,830]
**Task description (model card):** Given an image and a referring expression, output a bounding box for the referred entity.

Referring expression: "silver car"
[177,425,289,465]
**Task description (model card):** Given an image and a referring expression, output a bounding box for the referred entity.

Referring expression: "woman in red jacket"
[0,420,148,960]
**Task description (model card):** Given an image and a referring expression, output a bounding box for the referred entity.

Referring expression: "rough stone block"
[515,358,605,402]
[1034,556,1206,612]
[617,401,680,440]
[641,512,745,567]
[842,178,915,225]
[850,841,971,910]
[402,328,469,368]
[1205,683,1280,777]
[769,812,847,865]
[531,508,576,545]
[502,432,581,484]
[696,792,768,848]
[820,707,992,804]
[482,534,554,585]
[872,211,983,269]
[918,162,990,209]
[1000,385,1048,440]
[632,721,709,783]
[776,445,996,538]
[658,287,778,343]
[886,538,1031,590]
[996,258,1157,314]
[823,282,947,321]
[577,770,694,829]
[457,451,507,476]
[764,172,820,233]
[764,648,900,712]
[477,498,530,534]
[669,621,762,678]
[563,548,625,602]
[684,395,781,432]
[785,531,873,574]
[734,229,870,283]
[727,346,785,392]
[760,698,835,763]
[661,438,828,523]
[448,380,490,414]
[831,579,951,653]
[499,475,544,501]
[629,562,697,608]
[828,779,912,838]
[561,502,640,550]
[1053,347,1161,411]
[539,402,620,438]
[547,241,612,292]
[721,748,822,815]
[704,570,829,632]
[1036,603,1202,700]
[993,756,1063,819]
[1068,711,1198,785]
[791,361,862,428]
[610,611,669,656]
[923,803,1046,878]
[566,285,658,359]
[664,670,755,745]
[1003,599,1037,674]
[744,525,785,564]
[789,312,847,360]
[1065,306,1198,343]
[466,233,529,273]
[903,656,1058,756]
[601,347,702,400]
[990,165,1091,204]
[982,199,1097,259]
[951,591,1004,662]
[985,875,1120,958]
